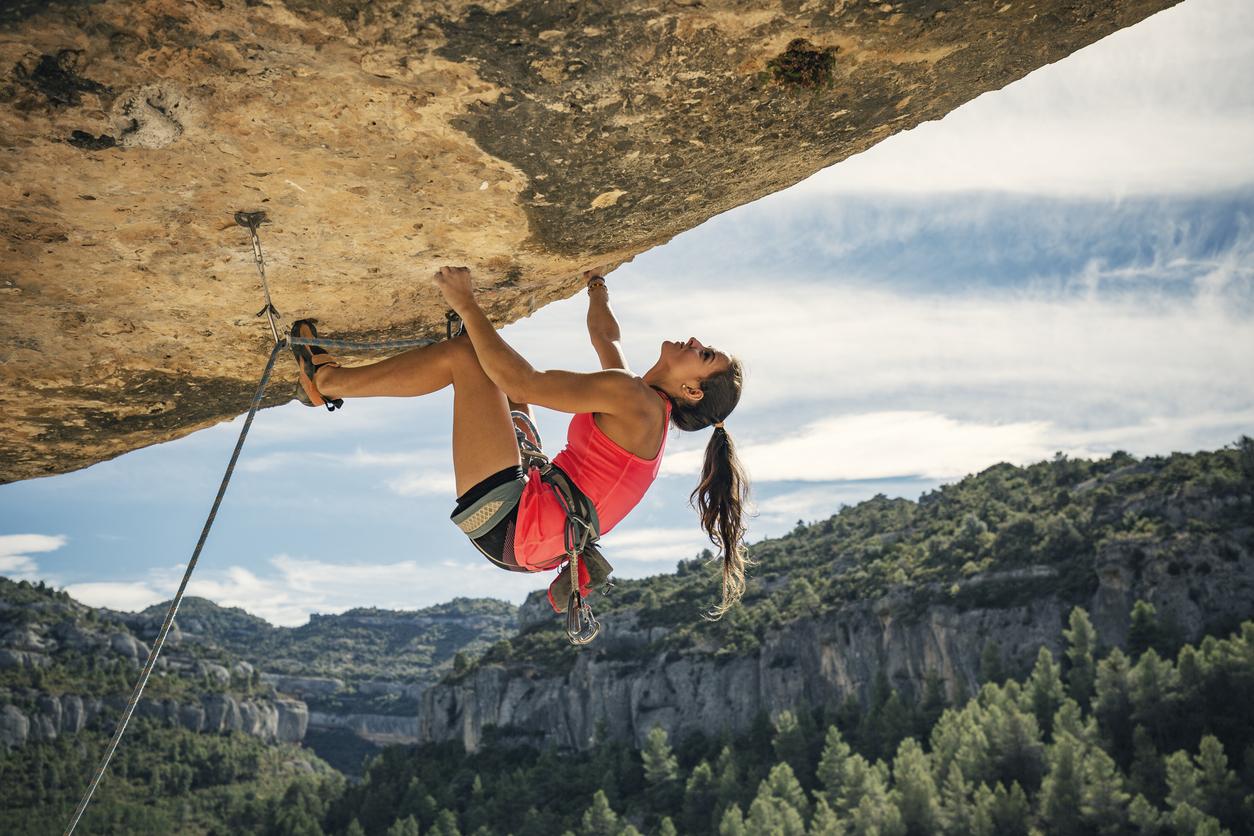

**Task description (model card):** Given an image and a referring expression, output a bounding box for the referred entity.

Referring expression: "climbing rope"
[62,210,587,833]
[62,342,283,836]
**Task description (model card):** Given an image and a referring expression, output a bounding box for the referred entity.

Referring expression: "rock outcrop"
[419,511,1254,752]
[0,0,1182,482]
[0,689,308,749]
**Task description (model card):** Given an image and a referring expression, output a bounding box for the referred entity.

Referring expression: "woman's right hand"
[583,268,608,294]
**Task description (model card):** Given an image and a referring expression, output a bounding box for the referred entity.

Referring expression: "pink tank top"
[513,390,672,570]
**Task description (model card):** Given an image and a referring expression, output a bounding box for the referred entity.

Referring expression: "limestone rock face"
[0,704,30,749]
[0,690,310,747]
[418,533,1254,752]
[307,709,420,745]
[0,0,1180,482]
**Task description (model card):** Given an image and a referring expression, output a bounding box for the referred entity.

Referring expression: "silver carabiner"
[565,590,600,645]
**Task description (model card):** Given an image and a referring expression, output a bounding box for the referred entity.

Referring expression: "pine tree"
[773,710,809,782]
[1079,746,1130,834]
[429,810,461,836]
[1038,733,1084,836]
[807,797,843,836]
[1128,600,1162,659]
[1129,650,1177,745]
[1052,698,1095,745]
[643,725,681,813]
[1194,734,1240,823]
[846,761,904,836]
[1128,725,1165,802]
[1093,648,1134,763]
[989,782,1030,836]
[969,783,996,836]
[580,790,621,836]
[761,762,811,823]
[682,760,716,835]
[833,753,877,817]
[1063,607,1098,708]
[984,696,1044,791]
[939,762,974,836]
[1024,647,1065,741]
[657,816,678,836]
[1168,802,1224,836]
[718,803,746,836]
[345,821,367,836]
[1127,794,1164,835]
[1164,749,1201,812]
[816,726,852,809]
[714,745,741,820]
[748,791,806,836]
[891,738,939,836]
[643,726,679,786]
[876,691,913,760]
[386,816,421,836]
[930,703,992,788]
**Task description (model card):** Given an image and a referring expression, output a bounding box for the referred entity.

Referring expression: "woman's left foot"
[290,319,344,411]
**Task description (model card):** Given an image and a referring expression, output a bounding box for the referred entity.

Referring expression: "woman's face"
[660,337,731,385]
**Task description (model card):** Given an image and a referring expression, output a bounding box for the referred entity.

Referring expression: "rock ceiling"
[0,0,1180,483]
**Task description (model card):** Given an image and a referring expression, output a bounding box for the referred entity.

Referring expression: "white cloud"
[240,445,449,474]
[66,551,547,626]
[665,411,1064,481]
[668,406,1254,484]
[0,533,67,580]
[385,470,458,497]
[601,526,716,564]
[790,0,1254,196]
[613,278,1254,417]
[754,482,935,526]
[63,581,165,613]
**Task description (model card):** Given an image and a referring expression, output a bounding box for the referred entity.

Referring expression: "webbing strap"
[62,342,284,836]
[288,334,443,352]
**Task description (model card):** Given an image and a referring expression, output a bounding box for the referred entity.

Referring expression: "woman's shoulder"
[589,379,669,460]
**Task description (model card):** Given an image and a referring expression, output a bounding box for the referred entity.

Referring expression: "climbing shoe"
[290,319,344,412]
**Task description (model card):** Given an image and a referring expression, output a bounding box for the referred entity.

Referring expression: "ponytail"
[691,424,751,618]
[656,356,751,619]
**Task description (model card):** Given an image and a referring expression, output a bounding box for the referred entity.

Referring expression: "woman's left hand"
[434,266,477,313]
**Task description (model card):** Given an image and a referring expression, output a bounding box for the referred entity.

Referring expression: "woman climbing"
[290,266,750,617]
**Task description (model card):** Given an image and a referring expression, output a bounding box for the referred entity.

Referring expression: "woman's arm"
[585,271,631,371]
[435,266,644,415]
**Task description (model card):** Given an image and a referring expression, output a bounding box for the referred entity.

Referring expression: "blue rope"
[63,342,284,836]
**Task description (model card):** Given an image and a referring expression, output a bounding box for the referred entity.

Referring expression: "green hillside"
[322,609,1254,836]
[491,438,1254,670]
[1,439,1251,834]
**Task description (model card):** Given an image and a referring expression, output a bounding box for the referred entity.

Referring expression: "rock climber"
[290,266,749,616]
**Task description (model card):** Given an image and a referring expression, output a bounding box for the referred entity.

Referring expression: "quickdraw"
[511,411,607,645]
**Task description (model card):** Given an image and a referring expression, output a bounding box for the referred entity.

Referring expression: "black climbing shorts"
[450,465,529,573]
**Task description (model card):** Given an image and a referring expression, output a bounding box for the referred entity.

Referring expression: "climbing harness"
[511,412,605,645]
[61,209,603,835]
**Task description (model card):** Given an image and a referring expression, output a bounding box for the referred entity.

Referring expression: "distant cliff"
[419,441,1254,752]
[0,584,514,771]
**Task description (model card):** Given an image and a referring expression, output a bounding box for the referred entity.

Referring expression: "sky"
[3,0,1253,626]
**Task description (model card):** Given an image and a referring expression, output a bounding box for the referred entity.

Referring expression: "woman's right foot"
[290,319,344,411]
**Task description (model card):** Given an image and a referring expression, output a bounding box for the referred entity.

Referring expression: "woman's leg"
[318,335,521,497]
